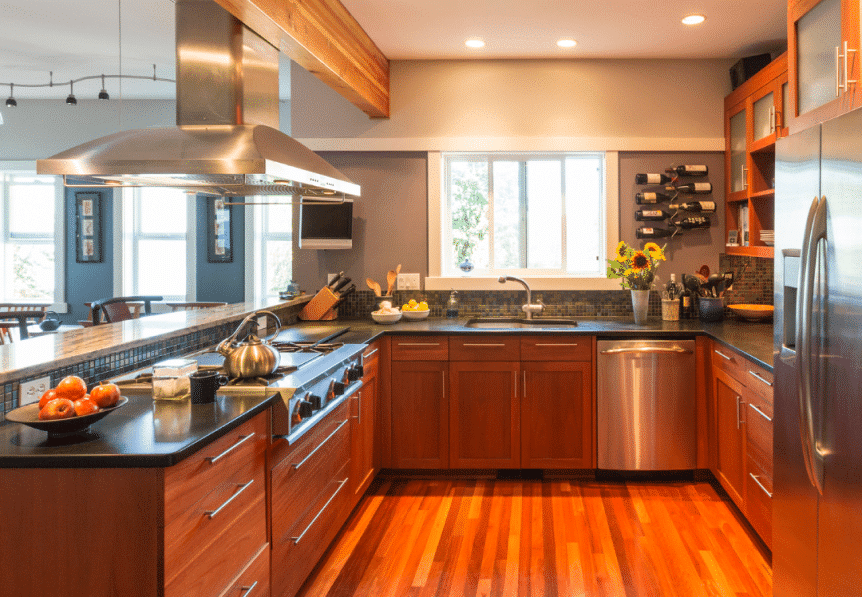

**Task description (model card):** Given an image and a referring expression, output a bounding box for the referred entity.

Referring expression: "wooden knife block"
[299,287,338,321]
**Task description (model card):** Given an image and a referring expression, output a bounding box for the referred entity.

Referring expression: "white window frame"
[113,188,196,304]
[245,197,293,303]
[426,151,620,291]
[0,161,67,311]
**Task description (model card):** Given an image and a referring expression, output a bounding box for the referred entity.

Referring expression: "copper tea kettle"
[217,311,282,378]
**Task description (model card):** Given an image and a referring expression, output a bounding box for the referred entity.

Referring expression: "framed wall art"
[207,196,233,263]
[75,192,102,263]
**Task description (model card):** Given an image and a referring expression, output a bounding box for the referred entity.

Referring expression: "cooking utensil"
[327,271,345,289]
[707,273,724,297]
[216,310,282,378]
[366,278,382,296]
[386,270,397,295]
[698,265,710,278]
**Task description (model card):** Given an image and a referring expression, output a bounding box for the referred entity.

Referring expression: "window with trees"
[443,153,606,277]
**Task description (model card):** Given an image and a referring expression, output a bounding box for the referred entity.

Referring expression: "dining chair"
[0,303,49,340]
[166,302,227,311]
[89,296,163,325]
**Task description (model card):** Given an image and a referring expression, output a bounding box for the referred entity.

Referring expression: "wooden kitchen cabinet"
[788,0,862,133]
[390,359,449,468]
[713,366,747,508]
[350,341,379,502]
[724,53,786,259]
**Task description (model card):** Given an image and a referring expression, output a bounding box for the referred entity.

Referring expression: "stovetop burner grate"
[271,341,344,354]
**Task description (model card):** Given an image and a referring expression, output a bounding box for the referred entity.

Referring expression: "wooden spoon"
[386,270,397,296]
[366,278,382,297]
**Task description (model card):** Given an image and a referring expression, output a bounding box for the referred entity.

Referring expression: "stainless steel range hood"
[36,0,359,199]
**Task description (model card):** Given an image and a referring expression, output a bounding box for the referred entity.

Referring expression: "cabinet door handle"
[534,343,579,347]
[240,581,259,597]
[355,391,362,426]
[462,343,507,347]
[523,371,526,400]
[205,479,254,519]
[206,433,255,464]
[292,419,349,470]
[291,477,348,544]
[748,370,773,387]
[363,347,379,359]
[749,473,773,498]
[749,402,773,422]
[769,105,776,134]
[838,41,858,94]
[397,342,440,346]
[713,349,732,361]
[600,347,692,355]
[736,396,745,429]
[742,164,748,190]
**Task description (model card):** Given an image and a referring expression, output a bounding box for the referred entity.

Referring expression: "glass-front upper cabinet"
[728,104,747,194]
[789,0,862,131]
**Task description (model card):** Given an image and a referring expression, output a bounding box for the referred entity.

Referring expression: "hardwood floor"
[295,479,771,597]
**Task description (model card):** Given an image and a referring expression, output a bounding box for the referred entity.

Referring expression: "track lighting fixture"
[66,81,77,105]
[98,75,109,100]
[5,84,15,107]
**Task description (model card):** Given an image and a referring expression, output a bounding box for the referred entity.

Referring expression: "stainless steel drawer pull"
[748,370,773,387]
[534,343,579,347]
[462,343,507,347]
[397,342,440,346]
[749,473,773,498]
[363,347,379,358]
[205,480,254,519]
[292,419,349,470]
[206,433,255,464]
[749,402,773,422]
[601,347,692,355]
[713,349,732,360]
[240,581,259,596]
[291,477,349,544]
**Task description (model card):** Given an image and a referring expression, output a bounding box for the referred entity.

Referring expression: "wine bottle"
[667,164,709,177]
[674,215,711,229]
[635,173,673,185]
[665,273,682,300]
[667,182,712,194]
[635,209,670,221]
[668,200,716,213]
[635,191,674,204]
[680,274,692,319]
[636,226,677,239]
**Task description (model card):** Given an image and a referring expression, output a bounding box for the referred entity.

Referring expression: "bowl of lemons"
[401,299,431,320]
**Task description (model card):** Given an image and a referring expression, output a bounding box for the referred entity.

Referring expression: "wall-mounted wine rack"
[633,165,715,241]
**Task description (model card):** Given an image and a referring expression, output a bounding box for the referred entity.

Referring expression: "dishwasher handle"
[600,346,693,355]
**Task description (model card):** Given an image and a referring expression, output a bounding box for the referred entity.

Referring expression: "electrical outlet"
[397,273,420,290]
[19,376,51,406]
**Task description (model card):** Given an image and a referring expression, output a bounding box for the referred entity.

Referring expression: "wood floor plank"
[296,479,772,597]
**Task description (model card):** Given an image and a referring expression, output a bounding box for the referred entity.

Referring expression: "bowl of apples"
[5,376,127,436]
[401,299,430,320]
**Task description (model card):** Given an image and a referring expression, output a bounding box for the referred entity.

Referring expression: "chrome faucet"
[498,276,544,319]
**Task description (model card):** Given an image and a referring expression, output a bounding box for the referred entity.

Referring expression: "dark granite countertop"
[0,315,773,468]
[0,390,273,468]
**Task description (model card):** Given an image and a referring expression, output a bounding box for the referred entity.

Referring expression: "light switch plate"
[20,376,51,406]
[397,273,420,290]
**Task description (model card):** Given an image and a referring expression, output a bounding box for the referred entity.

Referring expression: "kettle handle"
[255,310,282,343]
[217,310,282,355]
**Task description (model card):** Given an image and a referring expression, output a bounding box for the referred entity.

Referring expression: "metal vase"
[631,289,650,325]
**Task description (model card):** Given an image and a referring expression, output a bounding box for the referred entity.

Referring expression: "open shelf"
[725,245,775,258]
[751,188,775,199]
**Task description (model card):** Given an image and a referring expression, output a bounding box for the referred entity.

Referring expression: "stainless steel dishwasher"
[597,339,696,470]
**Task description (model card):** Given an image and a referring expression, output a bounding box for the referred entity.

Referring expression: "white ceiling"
[0,0,787,100]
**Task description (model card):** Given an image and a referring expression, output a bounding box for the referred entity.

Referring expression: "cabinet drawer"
[391,336,448,360]
[746,455,773,548]
[216,543,270,597]
[711,344,747,382]
[744,362,774,405]
[746,392,773,478]
[165,489,267,597]
[165,453,265,575]
[449,336,520,361]
[271,403,351,538]
[363,341,381,368]
[273,461,351,597]
[165,412,267,527]
[520,336,592,361]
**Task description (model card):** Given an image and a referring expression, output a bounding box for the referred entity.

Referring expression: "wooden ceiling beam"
[213,0,390,118]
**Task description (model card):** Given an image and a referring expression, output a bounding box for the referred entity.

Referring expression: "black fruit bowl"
[5,397,128,436]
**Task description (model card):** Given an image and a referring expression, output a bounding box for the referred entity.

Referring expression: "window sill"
[424,277,621,291]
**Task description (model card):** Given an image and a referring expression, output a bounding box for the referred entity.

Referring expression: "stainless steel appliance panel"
[597,340,696,470]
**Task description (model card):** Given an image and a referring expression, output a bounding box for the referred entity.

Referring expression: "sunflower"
[614,241,628,262]
[644,242,665,261]
[631,251,650,272]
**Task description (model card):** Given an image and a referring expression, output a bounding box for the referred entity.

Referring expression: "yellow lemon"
[419,301,429,310]
[408,299,418,308]
[402,303,410,311]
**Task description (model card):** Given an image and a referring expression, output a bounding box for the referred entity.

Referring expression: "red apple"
[55,375,87,402]
[39,398,75,420]
[89,382,121,408]
[73,396,99,417]
[38,388,58,410]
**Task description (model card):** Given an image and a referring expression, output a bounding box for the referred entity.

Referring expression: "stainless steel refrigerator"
[774,106,862,596]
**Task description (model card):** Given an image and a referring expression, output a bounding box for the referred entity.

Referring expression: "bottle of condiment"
[445,290,460,318]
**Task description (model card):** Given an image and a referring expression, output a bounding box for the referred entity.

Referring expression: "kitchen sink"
[462,317,577,328]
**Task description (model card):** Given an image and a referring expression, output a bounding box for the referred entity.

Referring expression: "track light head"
[98,75,109,100]
[66,81,76,105]
[5,97,16,108]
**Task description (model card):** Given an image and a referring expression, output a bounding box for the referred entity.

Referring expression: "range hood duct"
[36,0,359,199]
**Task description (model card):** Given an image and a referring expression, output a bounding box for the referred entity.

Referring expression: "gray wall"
[195,199,246,303]
[65,188,115,324]
[293,152,428,291]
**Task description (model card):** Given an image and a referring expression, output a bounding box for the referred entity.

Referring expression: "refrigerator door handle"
[797,195,827,495]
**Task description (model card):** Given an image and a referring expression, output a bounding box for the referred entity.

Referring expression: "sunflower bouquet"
[607,241,666,290]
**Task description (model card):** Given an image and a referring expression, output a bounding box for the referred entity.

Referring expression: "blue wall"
[61,189,246,323]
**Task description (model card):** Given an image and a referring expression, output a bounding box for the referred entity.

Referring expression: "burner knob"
[298,401,314,418]
[347,365,363,382]
[332,381,345,395]
[308,394,322,410]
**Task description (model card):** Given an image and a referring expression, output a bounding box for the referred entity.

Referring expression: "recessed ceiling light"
[465,38,485,49]
[557,39,577,48]
[682,14,706,25]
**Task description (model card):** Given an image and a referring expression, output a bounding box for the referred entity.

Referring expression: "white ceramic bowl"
[371,310,402,324]
[402,309,430,321]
